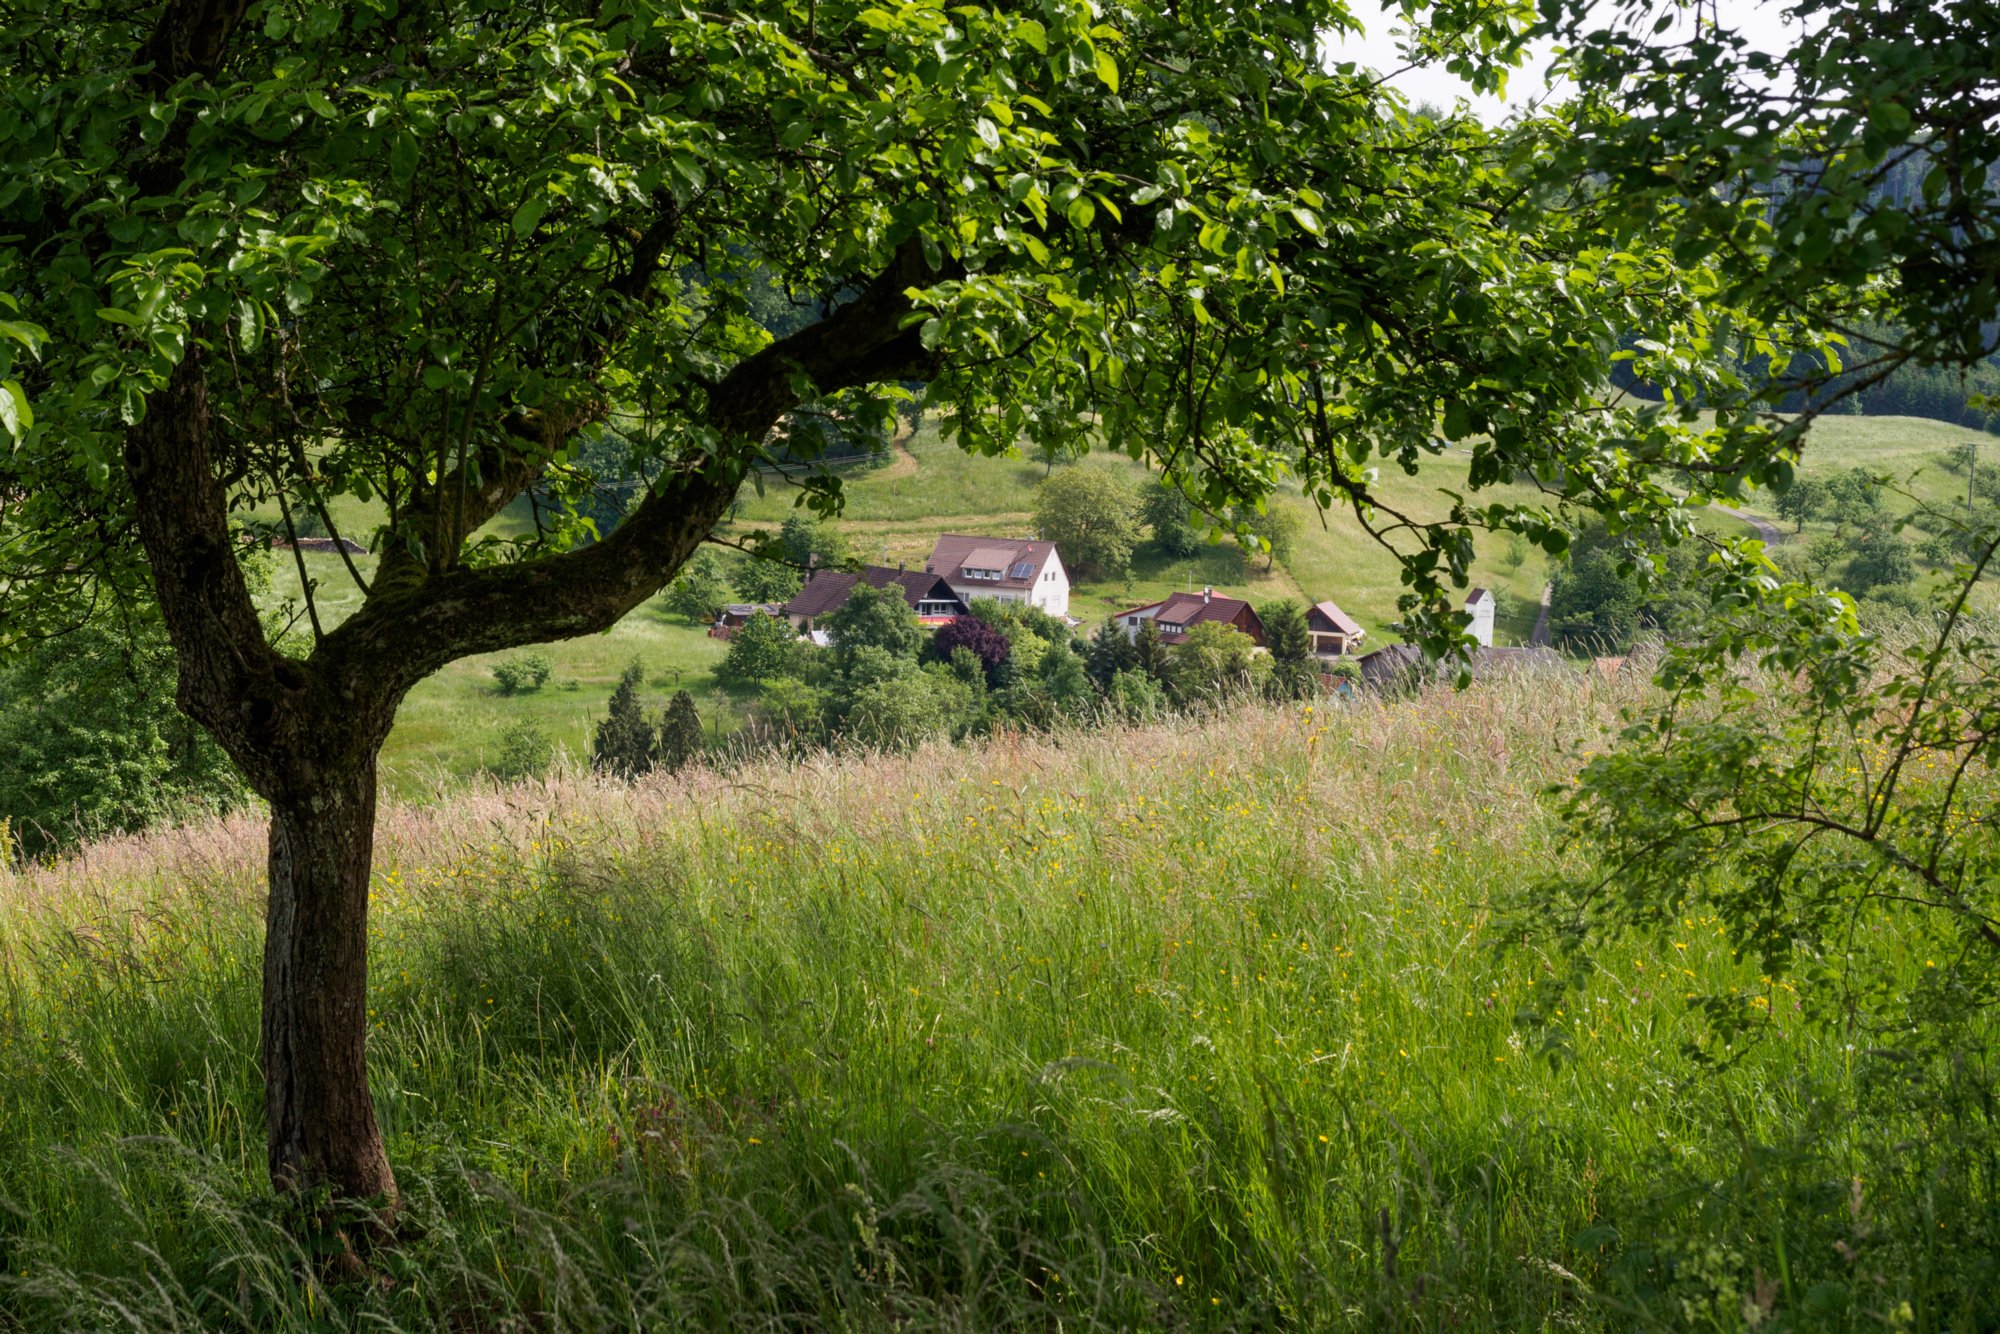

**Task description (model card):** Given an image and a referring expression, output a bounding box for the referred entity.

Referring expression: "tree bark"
[263,753,396,1206]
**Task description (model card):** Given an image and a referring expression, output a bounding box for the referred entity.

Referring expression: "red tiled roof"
[924,533,1059,591]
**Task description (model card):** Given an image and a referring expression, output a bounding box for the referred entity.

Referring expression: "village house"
[778,565,968,634]
[1306,600,1366,657]
[1114,588,1267,647]
[923,534,1070,618]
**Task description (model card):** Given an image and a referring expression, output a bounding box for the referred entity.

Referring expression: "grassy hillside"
[253,413,1972,795]
[3,676,1992,1329]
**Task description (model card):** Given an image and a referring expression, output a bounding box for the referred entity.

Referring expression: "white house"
[1464,587,1495,647]
[923,534,1070,617]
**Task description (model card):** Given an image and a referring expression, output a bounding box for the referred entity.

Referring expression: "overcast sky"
[1325,0,1812,121]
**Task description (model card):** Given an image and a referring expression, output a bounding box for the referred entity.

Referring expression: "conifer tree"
[658,690,704,774]
[1133,617,1171,684]
[592,663,656,778]
[1086,618,1139,689]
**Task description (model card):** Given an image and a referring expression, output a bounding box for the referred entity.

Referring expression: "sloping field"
[3,673,1991,1329]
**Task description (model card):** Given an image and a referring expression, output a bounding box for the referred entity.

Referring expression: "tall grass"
[2,673,1994,1330]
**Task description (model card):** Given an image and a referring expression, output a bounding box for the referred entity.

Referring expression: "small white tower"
[1464,588,1495,647]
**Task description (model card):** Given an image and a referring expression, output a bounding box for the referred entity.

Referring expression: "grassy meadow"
[3,672,1994,1330]
[250,412,1985,797]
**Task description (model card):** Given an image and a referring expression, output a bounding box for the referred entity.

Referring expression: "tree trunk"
[262,752,397,1209]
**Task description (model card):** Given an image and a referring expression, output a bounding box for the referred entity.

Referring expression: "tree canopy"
[1,0,1965,1212]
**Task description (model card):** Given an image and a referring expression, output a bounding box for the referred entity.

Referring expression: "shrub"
[0,619,247,855]
[825,581,922,662]
[931,615,1011,677]
[1231,501,1301,569]
[490,720,554,782]
[720,612,805,683]
[1165,622,1259,703]
[1106,668,1168,720]
[491,651,554,694]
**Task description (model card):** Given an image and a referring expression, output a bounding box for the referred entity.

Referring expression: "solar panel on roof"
[1009,561,1035,579]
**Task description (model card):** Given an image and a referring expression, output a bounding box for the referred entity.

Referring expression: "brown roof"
[924,533,1059,591]
[781,566,965,621]
[1118,590,1258,635]
[1465,587,1493,605]
[1308,600,1365,638]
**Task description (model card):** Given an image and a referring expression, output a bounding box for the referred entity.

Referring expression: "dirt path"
[1713,501,1785,546]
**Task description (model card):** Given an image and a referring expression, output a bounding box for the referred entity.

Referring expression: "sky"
[1325,0,1812,122]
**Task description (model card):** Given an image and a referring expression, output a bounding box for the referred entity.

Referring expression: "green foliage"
[1141,480,1203,559]
[1773,477,1829,532]
[777,516,848,575]
[824,581,923,664]
[491,652,554,695]
[719,613,804,684]
[1844,516,1917,593]
[0,620,246,855]
[734,557,803,604]
[840,665,950,751]
[1260,600,1316,700]
[753,677,827,744]
[1105,668,1168,721]
[666,549,732,626]
[1546,523,1698,655]
[592,664,656,779]
[1231,503,1301,570]
[490,720,554,783]
[1164,622,1260,704]
[657,691,704,774]
[1084,619,1138,689]
[1132,617,1170,684]
[1033,469,1138,580]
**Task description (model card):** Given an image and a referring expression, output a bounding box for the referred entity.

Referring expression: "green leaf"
[1015,19,1047,53]
[0,380,28,440]
[1093,46,1120,94]
[1442,401,1471,441]
[512,195,549,239]
[390,131,419,187]
[94,307,143,328]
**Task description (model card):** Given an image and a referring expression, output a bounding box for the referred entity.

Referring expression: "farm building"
[1114,588,1267,647]
[779,566,967,633]
[1306,600,1366,657]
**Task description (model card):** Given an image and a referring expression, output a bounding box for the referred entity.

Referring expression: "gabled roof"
[781,566,966,621]
[1465,587,1494,606]
[1308,600,1365,638]
[924,533,1060,590]
[1118,590,1256,634]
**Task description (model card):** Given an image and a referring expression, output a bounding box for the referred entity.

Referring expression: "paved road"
[1530,582,1552,646]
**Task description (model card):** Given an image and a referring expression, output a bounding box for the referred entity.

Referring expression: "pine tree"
[1085,618,1138,689]
[1260,600,1317,699]
[1133,616,1170,683]
[592,662,657,778]
[657,689,704,773]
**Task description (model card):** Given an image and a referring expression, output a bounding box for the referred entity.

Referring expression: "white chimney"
[1202,586,1212,603]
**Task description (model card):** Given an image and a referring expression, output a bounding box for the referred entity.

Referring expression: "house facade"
[779,566,968,633]
[1306,600,1366,657]
[1114,588,1267,647]
[923,534,1069,618]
